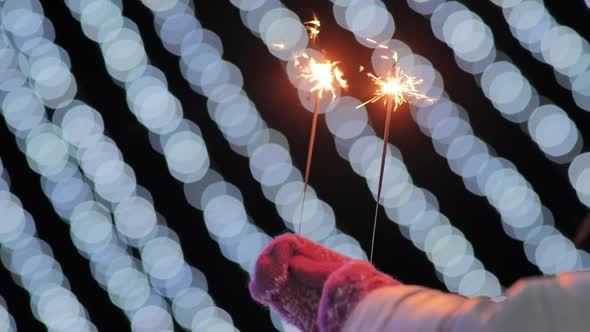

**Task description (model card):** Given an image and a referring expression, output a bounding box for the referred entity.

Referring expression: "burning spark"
[305,15,321,42]
[366,37,390,49]
[295,51,347,234]
[295,54,347,101]
[357,57,433,111]
[272,42,285,49]
[365,38,399,59]
[359,65,364,72]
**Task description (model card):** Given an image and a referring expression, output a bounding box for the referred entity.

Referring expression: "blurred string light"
[0,92,177,331]
[62,1,365,330]
[0,30,179,332]
[131,0,363,254]
[488,0,590,112]
[230,1,504,298]
[330,0,589,273]
[62,0,364,330]
[1,1,238,331]
[0,296,15,332]
[0,158,96,331]
[294,49,348,234]
[71,0,367,256]
[403,1,590,211]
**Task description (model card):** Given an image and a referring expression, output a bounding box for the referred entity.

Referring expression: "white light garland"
[487,0,590,111]
[0,1,237,330]
[0,158,96,331]
[404,0,590,210]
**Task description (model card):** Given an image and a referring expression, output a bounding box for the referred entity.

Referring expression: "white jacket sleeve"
[341,272,590,332]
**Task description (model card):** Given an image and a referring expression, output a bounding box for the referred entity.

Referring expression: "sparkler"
[296,16,347,234]
[296,59,347,234]
[358,40,434,262]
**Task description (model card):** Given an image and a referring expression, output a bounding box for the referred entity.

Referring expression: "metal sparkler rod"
[370,93,394,262]
[299,94,322,234]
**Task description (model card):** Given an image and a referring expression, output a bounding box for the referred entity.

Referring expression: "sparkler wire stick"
[299,94,321,234]
[370,93,393,262]
[297,16,347,234]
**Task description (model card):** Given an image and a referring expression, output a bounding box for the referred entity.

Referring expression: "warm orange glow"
[295,53,347,100]
[358,47,433,110]
[305,15,321,42]
[358,67,433,110]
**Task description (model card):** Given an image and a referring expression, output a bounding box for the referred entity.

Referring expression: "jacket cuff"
[317,260,401,332]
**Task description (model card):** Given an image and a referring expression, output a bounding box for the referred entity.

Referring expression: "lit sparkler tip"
[305,13,320,26]
[295,52,347,101]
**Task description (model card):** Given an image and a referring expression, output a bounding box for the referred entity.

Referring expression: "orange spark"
[272,42,286,49]
[295,54,347,101]
[305,15,321,42]
[357,52,432,110]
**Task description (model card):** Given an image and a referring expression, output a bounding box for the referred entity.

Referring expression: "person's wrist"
[317,260,401,332]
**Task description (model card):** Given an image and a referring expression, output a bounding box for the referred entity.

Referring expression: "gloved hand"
[249,234,400,332]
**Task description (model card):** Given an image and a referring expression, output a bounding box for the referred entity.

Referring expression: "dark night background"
[0,0,589,330]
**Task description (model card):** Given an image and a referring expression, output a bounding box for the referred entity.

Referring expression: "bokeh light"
[409,0,588,201]
[1,1,238,330]
[491,0,590,111]
[0,159,96,331]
